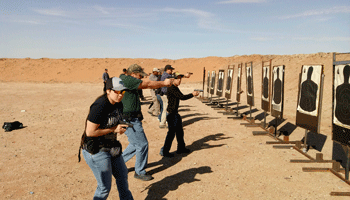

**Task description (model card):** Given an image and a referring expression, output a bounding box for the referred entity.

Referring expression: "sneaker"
[176,148,191,154]
[159,150,175,158]
[134,173,153,181]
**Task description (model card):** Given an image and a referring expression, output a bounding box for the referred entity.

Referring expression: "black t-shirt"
[85,94,123,152]
[167,85,194,114]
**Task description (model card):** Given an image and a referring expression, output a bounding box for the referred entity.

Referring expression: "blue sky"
[1,0,349,59]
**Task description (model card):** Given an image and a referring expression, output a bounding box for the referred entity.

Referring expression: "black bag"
[2,121,23,132]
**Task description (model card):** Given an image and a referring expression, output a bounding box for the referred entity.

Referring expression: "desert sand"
[1,53,350,199]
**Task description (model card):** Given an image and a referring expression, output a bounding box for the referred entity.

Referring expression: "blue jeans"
[157,94,163,121]
[82,150,134,200]
[122,118,149,175]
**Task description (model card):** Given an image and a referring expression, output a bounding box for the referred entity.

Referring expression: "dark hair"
[123,68,127,72]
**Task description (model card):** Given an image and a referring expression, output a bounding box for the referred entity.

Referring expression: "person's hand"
[163,78,174,87]
[114,124,129,134]
[192,91,200,96]
[184,73,192,78]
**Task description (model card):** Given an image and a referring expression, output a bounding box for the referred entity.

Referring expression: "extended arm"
[138,78,173,90]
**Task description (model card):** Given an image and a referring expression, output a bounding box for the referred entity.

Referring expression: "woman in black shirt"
[79,77,134,200]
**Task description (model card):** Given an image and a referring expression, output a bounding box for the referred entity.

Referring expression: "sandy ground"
[1,53,350,199]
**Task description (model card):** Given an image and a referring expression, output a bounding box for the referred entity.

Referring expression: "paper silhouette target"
[297,65,323,116]
[333,63,350,146]
[245,62,254,106]
[236,64,243,102]
[271,65,285,118]
[216,70,225,97]
[334,64,350,128]
[210,71,216,95]
[225,67,234,99]
[296,65,324,133]
[261,64,271,112]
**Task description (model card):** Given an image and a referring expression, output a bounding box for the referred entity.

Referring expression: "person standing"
[79,77,134,200]
[102,69,110,92]
[159,65,175,128]
[148,68,161,116]
[160,73,199,157]
[119,64,173,181]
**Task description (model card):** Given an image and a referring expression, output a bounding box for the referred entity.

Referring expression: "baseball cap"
[153,68,160,72]
[173,72,184,79]
[127,64,148,76]
[164,65,175,71]
[106,77,128,91]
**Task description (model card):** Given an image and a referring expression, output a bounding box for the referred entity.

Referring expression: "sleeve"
[120,75,142,90]
[87,102,105,125]
[171,86,194,100]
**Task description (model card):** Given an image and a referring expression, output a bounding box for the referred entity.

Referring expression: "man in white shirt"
[148,68,161,116]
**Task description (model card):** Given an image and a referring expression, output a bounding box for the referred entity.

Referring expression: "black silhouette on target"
[273,68,282,105]
[335,65,350,126]
[263,67,269,99]
[218,71,224,92]
[299,66,318,112]
[226,70,232,92]
[247,67,252,95]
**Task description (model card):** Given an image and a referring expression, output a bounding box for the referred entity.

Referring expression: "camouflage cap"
[128,64,148,76]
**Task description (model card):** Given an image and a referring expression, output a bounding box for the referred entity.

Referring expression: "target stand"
[226,102,244,119]
[239,105,256,125]
[301,53,350,196]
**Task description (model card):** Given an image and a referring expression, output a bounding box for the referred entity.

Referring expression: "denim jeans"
[82,150,134,200]
[122,118,149,175]
[157,94,163,121]
[163,113,186,154]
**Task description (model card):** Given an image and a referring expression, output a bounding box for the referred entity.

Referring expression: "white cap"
[153,68,160,72]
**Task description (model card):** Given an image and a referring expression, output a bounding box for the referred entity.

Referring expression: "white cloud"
[33,8,68,17]
[217,0,266,4]
[160,8,217,29]
[93,5,112,15]
[12,20,45,25]
[251,37,272,41]
[280,6,350,19]
[293,36,350,42]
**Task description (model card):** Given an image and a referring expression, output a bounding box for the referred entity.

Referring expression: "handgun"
[119,120,133,128]
[194,89,203,92]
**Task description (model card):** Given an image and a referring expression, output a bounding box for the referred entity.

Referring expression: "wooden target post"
[240,62,256,125]
[201,70,212,103]
[218,65,238,114]
[206,71,221,106]
[250,60,273,131]
[198,67,208,102]
[211,69,227,108]
[227,63,244,119]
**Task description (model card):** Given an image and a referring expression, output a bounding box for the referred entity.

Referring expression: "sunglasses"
[113,90,126,95]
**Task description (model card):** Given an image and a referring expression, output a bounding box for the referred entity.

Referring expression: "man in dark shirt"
[119,64,173,181]
[160,73,199,157]
[102,69,110,92]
